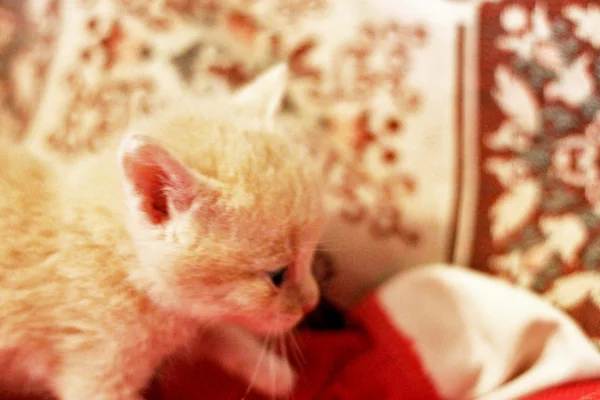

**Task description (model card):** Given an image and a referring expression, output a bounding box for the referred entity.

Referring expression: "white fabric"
[376,264,600,400]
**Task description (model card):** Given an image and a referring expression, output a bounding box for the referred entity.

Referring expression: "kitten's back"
[0,140,63,391]
[0,140,60,272]
[0,140,194,393]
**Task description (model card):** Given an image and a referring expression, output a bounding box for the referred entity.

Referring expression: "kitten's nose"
[302,300,318,314]
[300,280,319,313]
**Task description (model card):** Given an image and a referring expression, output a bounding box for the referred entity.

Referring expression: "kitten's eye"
[267,266,287,289]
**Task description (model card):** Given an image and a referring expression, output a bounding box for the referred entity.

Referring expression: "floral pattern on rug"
[477,0,600,343]
[309,21,427,243]
[36,0,427,246]
[0,0,60,140]
[46,16,157,154]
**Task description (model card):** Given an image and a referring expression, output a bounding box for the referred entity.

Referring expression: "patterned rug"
[476,0,600,344]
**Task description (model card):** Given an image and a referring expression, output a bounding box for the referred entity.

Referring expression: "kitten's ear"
[119,135,216,225]
[233,63,288,125]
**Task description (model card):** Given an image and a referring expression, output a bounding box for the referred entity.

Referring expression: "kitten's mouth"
[232,313,302,336]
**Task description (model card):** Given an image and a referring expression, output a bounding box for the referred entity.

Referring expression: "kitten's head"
[119,64,324,334]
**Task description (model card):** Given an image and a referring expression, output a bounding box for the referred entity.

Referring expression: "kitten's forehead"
[239,213,321,254]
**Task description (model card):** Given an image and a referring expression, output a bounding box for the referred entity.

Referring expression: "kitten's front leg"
[55,380,145,400]
[193,325,296,397]
[53,358,151,400]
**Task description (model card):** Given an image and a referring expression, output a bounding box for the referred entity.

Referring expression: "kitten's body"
[0,143,196,397]
[0,65,323,399]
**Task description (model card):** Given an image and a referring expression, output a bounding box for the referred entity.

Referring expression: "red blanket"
[152,295,600,400]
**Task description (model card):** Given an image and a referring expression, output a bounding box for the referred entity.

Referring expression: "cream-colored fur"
[0,64,324,399]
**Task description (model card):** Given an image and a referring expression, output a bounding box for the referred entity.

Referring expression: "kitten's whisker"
[280,333,293,400]
[281,333,289,369]
[268,334,276,400]
[277,333,284,400]
[296,330,308,366]
[289,332,306,374]
[288,331,306,369]
[241,334,270,400]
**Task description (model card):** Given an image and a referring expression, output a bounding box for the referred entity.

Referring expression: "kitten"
[0,64,324,399]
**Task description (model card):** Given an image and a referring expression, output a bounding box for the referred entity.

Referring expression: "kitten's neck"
[58,151,141,272]
[60,154,202,333]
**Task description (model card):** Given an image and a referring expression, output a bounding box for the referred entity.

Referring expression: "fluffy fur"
[0,64,324,399]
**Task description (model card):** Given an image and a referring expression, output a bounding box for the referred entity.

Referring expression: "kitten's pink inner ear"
[121,138,202,225]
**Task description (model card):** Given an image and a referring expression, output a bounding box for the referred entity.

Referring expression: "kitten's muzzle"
[302,299,318,314]
[297,279,320,314]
